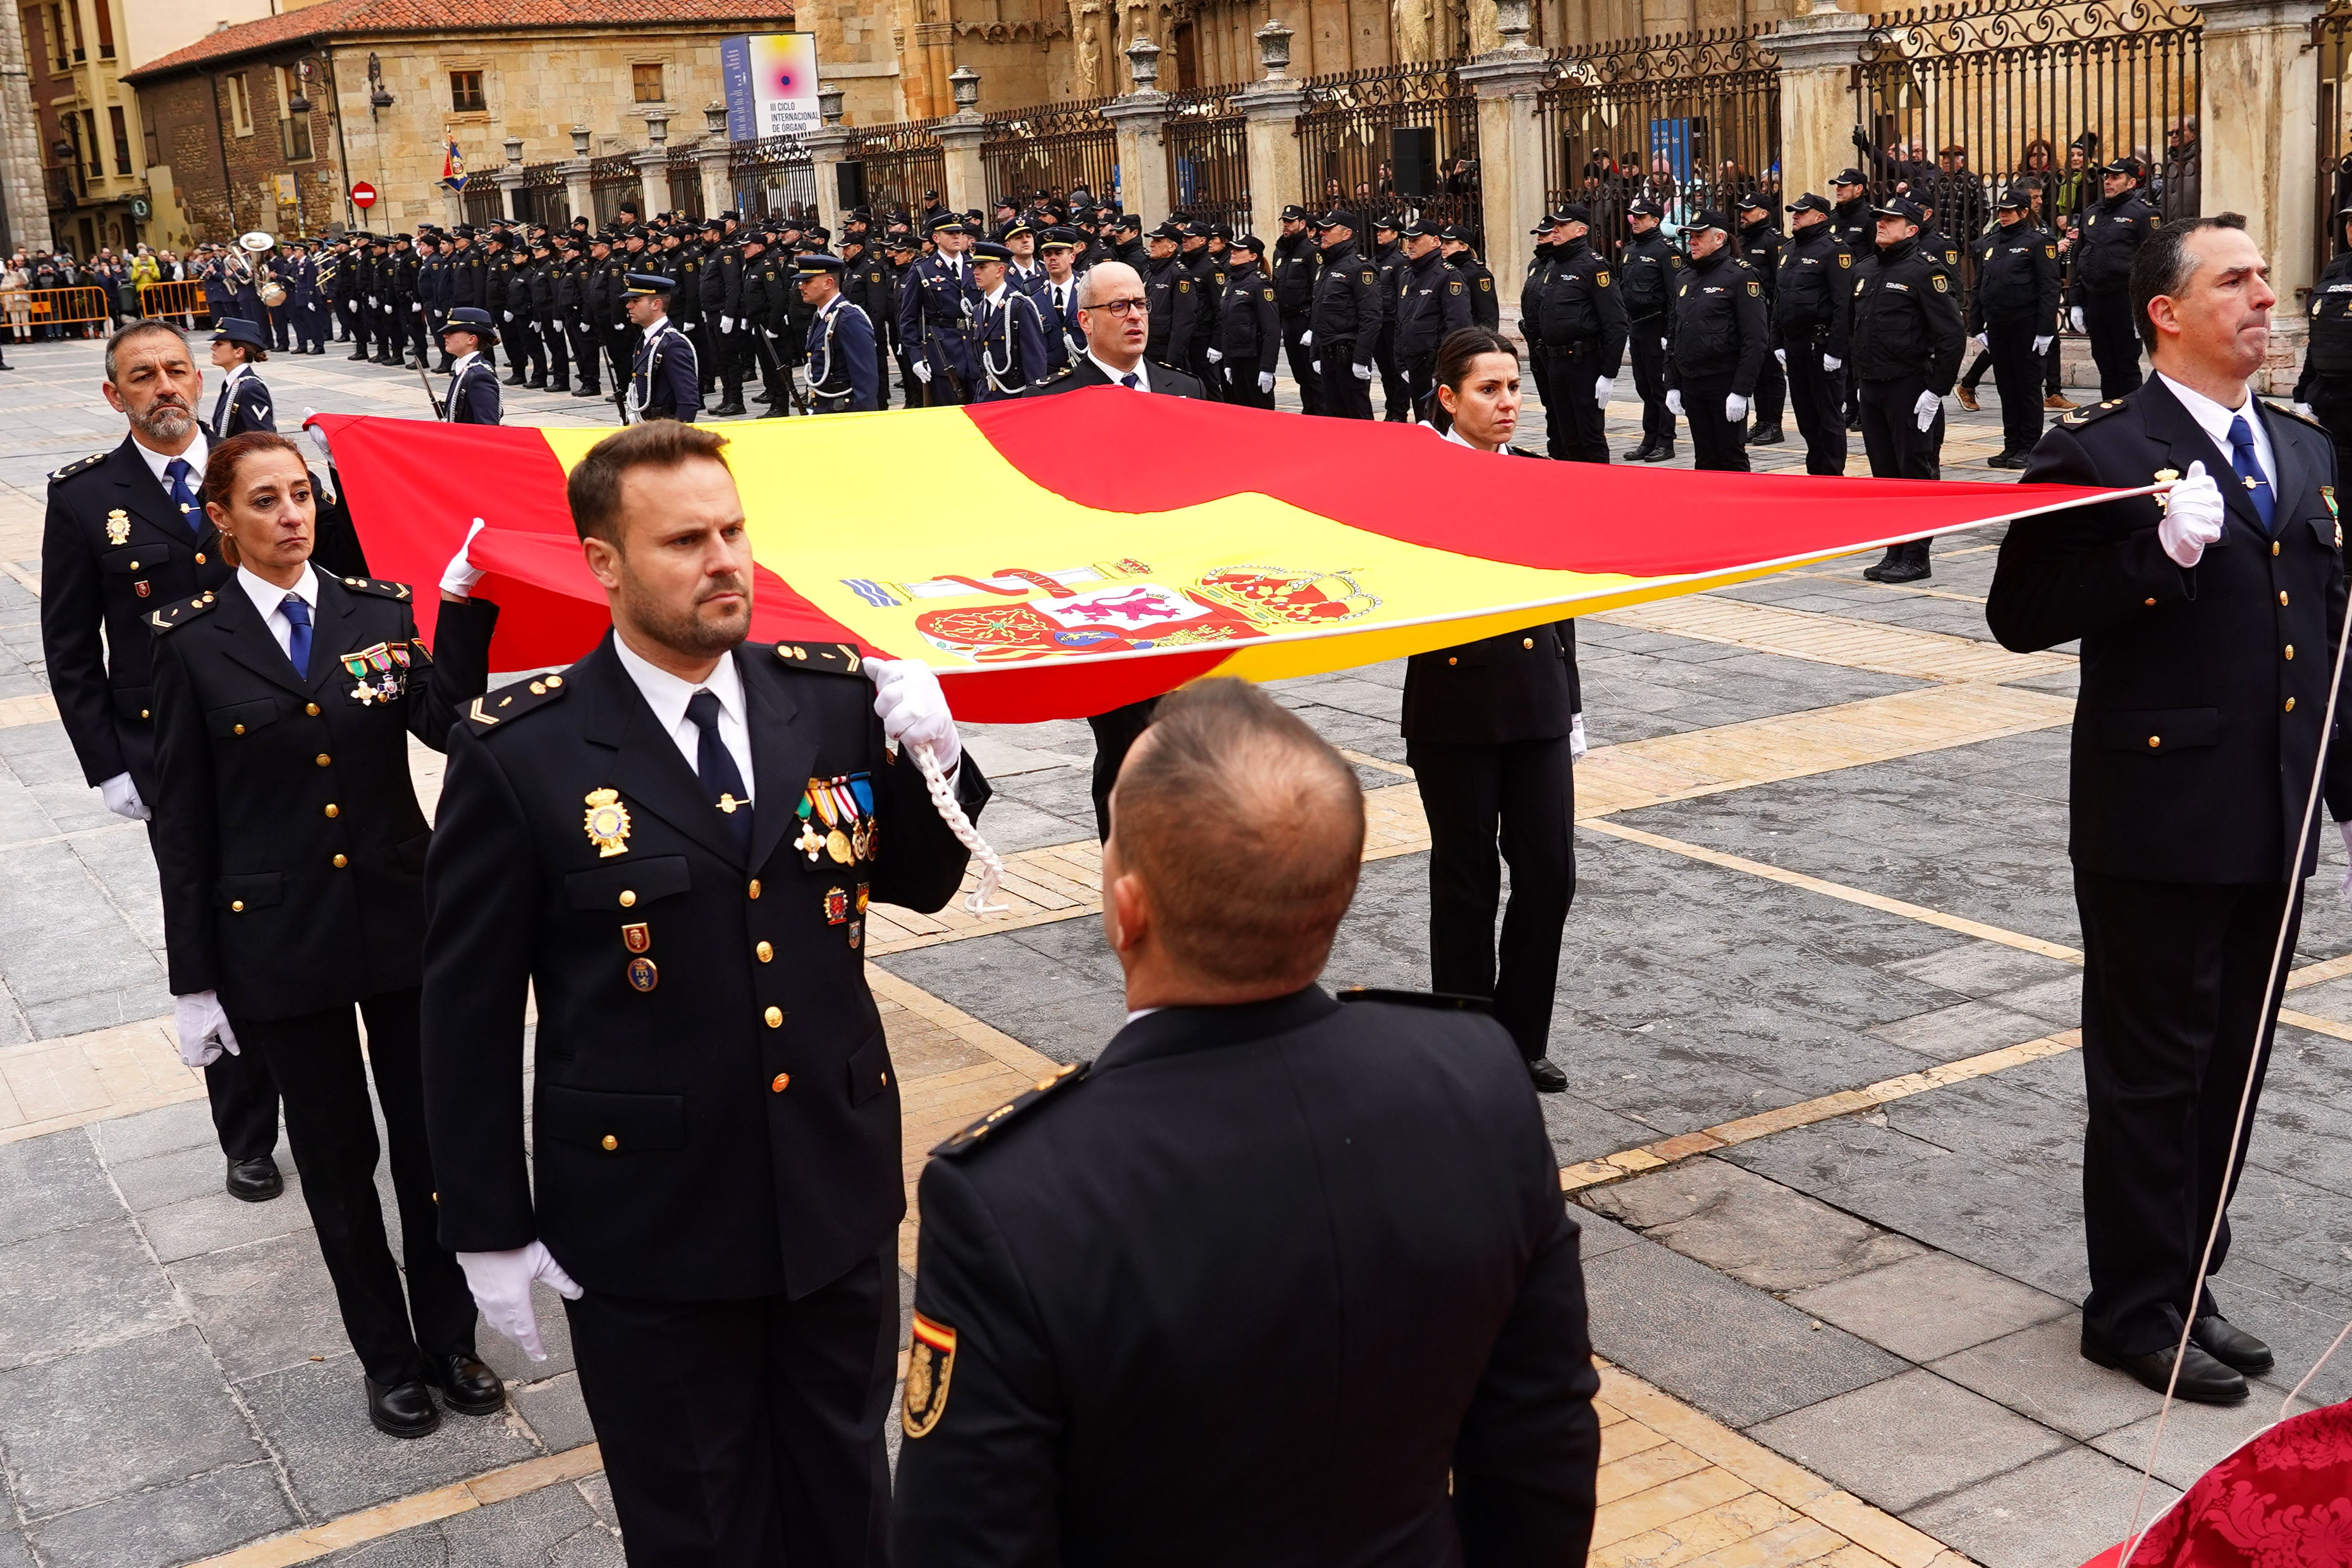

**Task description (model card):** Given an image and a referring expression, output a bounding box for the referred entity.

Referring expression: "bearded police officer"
[2292,204,2352,477]
[2071,156,2162,400]
[1969,187,2063,469]
[1853,196,1965,583]
[1772,193,1854,476]
[1664,209,1769,472]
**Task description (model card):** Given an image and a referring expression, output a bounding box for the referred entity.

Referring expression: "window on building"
[92,0,114,59]
[632,63,664,102]
[229,72,252,136]
[81,109,99,175]
[63,1,83,63]
[109,106,130,174]
[450,70,485,112]
[43,6,64,71]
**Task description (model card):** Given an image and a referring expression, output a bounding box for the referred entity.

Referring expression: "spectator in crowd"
[3,255,29,345]
[2160,117,2200,217]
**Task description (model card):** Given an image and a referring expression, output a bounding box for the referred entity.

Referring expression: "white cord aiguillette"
[905,739,1008,916]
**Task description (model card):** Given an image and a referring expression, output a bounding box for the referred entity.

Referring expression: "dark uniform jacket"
[1533,237,1628,376]
[1183,246,1226,361]
[1449,252,1500,331]
[446,357,503,424]
[1830,195,1877,264]
[2071,190,2160,302]
[1737,220,1785,300]
[1393,248,1474,365]
[1617,229,1681,330]
[1846,236,1964,391]
[1020,357,1208,399]
[1142,254,1197,367]
[1969,222,2061,333]
[2295,250,2352,408]
[419,634,988,1301]
[974,287,1049,401]
[149,575,496,1020]
[1214,261,1280,362]
[891,987,1602,1566]
[1914,224,1963,285]
[1772,223,1853,360]
[806,297,880,411]
[630,320,700,422]
[1664,247,1768,395]
[1307,242,1383,378]
[1273,230,1320,321]
[1988,381,2352,883]
[211,369,276,438]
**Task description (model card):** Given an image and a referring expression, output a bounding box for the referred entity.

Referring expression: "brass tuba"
[240,231,287,307]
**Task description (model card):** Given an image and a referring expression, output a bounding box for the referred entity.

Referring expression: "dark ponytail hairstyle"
[1430,326,1519,434]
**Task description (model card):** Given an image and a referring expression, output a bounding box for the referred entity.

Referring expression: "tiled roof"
[126,0,793,80]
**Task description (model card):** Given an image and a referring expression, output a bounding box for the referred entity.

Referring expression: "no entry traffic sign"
[350,182,378,209]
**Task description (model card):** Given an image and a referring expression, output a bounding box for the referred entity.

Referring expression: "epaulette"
[931,1060,1089,1156]
[2267,400,2331,436]
[1041,365,1076,383]
[465,671,568,732]
[2058,398,2130,431]
[1335,986,1494,1013]
[148,590,221,634]
[775,640,866,677]
[47,451,107,484]
[331,575,415,601]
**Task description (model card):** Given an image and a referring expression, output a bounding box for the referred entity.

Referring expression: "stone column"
[805,125,856,231]
[696,102,734,219]
[561,127,594,226]
[2200,0,2324,311]
[496,135,526,221]
[937,69,988,214]
[1769,1,1871,217]
[634,110,674,217]
[1458,43,1553,318]
[1232,18,1306,240]
[0,0,53,252]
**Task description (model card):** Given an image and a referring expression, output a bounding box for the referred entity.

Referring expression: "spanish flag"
[312,394,2133,723]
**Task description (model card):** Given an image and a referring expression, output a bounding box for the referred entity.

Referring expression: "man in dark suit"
[1988,213,2350,1406]
[421,421,988,1565]
[891,678,1600,1564]
[1021,260,1204,839]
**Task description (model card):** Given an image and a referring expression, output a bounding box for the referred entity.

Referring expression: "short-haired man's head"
[105,318,187,383]
[1112,679,1364,990]
[2129,212,2263,355]
[567,420,734,547]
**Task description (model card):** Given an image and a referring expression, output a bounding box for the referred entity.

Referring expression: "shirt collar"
[611,633,746,738]
[135,427,209,488]
[1088,350,1146,389]
[236,561,318,623]
[983,281,1008,305]
[450,350,478,376]
[642,314,670,340]
[2157,371,2258,448]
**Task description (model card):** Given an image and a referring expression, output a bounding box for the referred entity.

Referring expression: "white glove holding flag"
[2033,335,2054,355]
[2069,306,2086,333]
[99,771,149,822]
[2159,459,2226,568]
[865,658,961,772]
[1665,389,1684,417]
[1725,393,1748,422]
[1913,389,1942,432]
[173,991,238,1069]
[456,1243,582,1363]
[2296,401,2318,421]
[1257,371,1275,394]
[440,518,488,597]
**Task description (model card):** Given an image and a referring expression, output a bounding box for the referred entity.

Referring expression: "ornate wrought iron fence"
[981,97,1118,207]
[462,180,505,228]
[667,145,707,217]
[844,119,948,221]
[1537,28,1780,259]
[1165,87,1251,232]
[515,161,569,228]
[728,134,816,217]
[589,152,642,227]
[1294,61,1483,250]
[2317,3,2352,281]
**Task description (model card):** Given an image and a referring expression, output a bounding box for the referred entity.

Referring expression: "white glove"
[1774,348,1787,369]
[1665,389,1684,417]
[1300,331,1313,346]
[2159,459,2226,568]
[367,295,377,307]
[2341,820,2352,905]
[1352,361,1372,381]
[865,657,962,772]
[2296,401,2318,420]
[1257,371,1275,394]
[2033,335,2054,355]
[2069,306,2085,333]
[912,358,933,384]
[1969,333,1989,353]
[721,315,735,334]
[99,771,149,822]
[1823,355,1843,372]
[172,991,238,1069]
[1311,360,1321,374]
[456,1242,583,1363]
[440,517,487,597]
[1595,376,1612,405]
[502,310,513,322]
[1913,389,1942,432]
[1206,348,1223,364]
[412,303,422,314]
[1725,393,1748,422]
[1569,713,1587,761]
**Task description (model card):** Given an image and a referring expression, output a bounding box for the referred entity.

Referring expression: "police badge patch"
[1932,274,1949,291]
[902,1313,957,1438]
[1595,271,1609,288]
[1838,253,1851,267]
[1746,279,1760,297]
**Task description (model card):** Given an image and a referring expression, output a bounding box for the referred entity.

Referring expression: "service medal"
[824,886,850,925]
[584,787,632,857]
[827,828,853,865]
[627,956,659,992]
[622,921,651,953]
[105,510,131,545]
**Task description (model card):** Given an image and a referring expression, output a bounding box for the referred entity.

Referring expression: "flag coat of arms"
[441,141,467,192]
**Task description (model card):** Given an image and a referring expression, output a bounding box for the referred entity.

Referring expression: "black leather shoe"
[2193,1315,2274,1373]
[1622,441,1657,462]
[1641,441,1674,463]
[225,1155,283,1203]
[366,1377,442,1438]
[429,1353,506,1414]
[572,385,603,398]
[346,350,371,362]
[1526,1057,1568,1093]
[1746,424,1784,445]
[1861,553,1896,582]
[1986,451,2029,470]
[1875,558,1932,584]
[712,401,747,417]
[2082,1331,2248,1404]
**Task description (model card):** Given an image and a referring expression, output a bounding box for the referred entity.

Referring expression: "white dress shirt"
[2157,372,2277,499]
[640,314,671,344]
[1046,277,1075,317]
[1087,350,1148,391]
[211,363,249,432]
[612,634,755,804]
[236,562,319,660]
[134,428,210,520]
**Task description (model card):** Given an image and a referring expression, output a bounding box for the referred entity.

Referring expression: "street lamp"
[286,58,314,115]
[365,52,393,112]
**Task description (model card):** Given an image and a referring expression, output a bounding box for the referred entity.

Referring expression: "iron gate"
[462,179,505,228]
[1538,28,1780,258]
[1295,61,1483,250]
[668,146,706,217]
[2318,2,2352,281]
[844,119,948,221]
[1165,87,1251,232]
[981,97,1118,207]
[590,152,642,227]
[728,134,816,218]
[515,161,569,228]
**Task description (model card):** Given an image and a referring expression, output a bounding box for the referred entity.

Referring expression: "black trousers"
[1987,318,2045,456]
[2081,290,2144,401]
[1087,698,1160,843]
[1751,343,1785,429]
[567,1249,897,1568]
[1544,348,1609,462]
[1860,375,1943,568]
[1628,322,1674,446]
[1784,341,1847,476]
[568,321,602,391]
[1407,735,1576,1060]
[1679,374,1749,472]
[1960,346,1993,392]
[541,316,570,386]
[230,987,475,1388]
[2075,872,2296,1354]
[1375,324,1410,420]
[1321,354,1375,420]
[1282,317,1323,415]
[1225,353,1273,410]
[509,319,545,382]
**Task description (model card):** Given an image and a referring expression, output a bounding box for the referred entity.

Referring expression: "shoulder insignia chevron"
[334,575,415,602]
[465,671,570,732]
[2266,400,2332,436]
[933,1060,1089,1156]
[149,591,221,634]
[2059,397,2130,431]
[775,641,866,677]
[47,451,107,484]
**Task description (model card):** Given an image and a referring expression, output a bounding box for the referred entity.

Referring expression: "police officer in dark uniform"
[1830,167,1876,429]
[622,273,700,424]
[528,235,569,393]
[1210,233,1281,409]
[1853,195,1966,582]
[2294,204,2352,478]
[797,253,879,413]
[1180,222,1227,398]
[1969,187,2062,469]
[892,678,1600,1564]
[1273,205,1324,413]
[1141,221,1197,372]
[881,233,928,408]
[439,308,503,425]
[577,233,617,400]
[708,224,753,418]
[1772,193,1854,477]
[1392,221,1474,422]
[1519,218,1561,428]
[1988,213,2346,1407]
[966,239,1049,401]
[421,420,988,1565]
[1308,212,1382,422]
[1441,226,1498,330]
[1736,193,1787,445]
[1663,209,1768,472]
[2071,157,2161,400]
[899,216,980,405]
[1367,216,1411,420]
[207,319,276,436]
[1530,206,1627,462]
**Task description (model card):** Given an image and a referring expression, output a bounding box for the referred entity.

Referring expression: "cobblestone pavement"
[2,333,2343,1567]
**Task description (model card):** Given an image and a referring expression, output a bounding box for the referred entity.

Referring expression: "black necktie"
[685,689,753,861]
